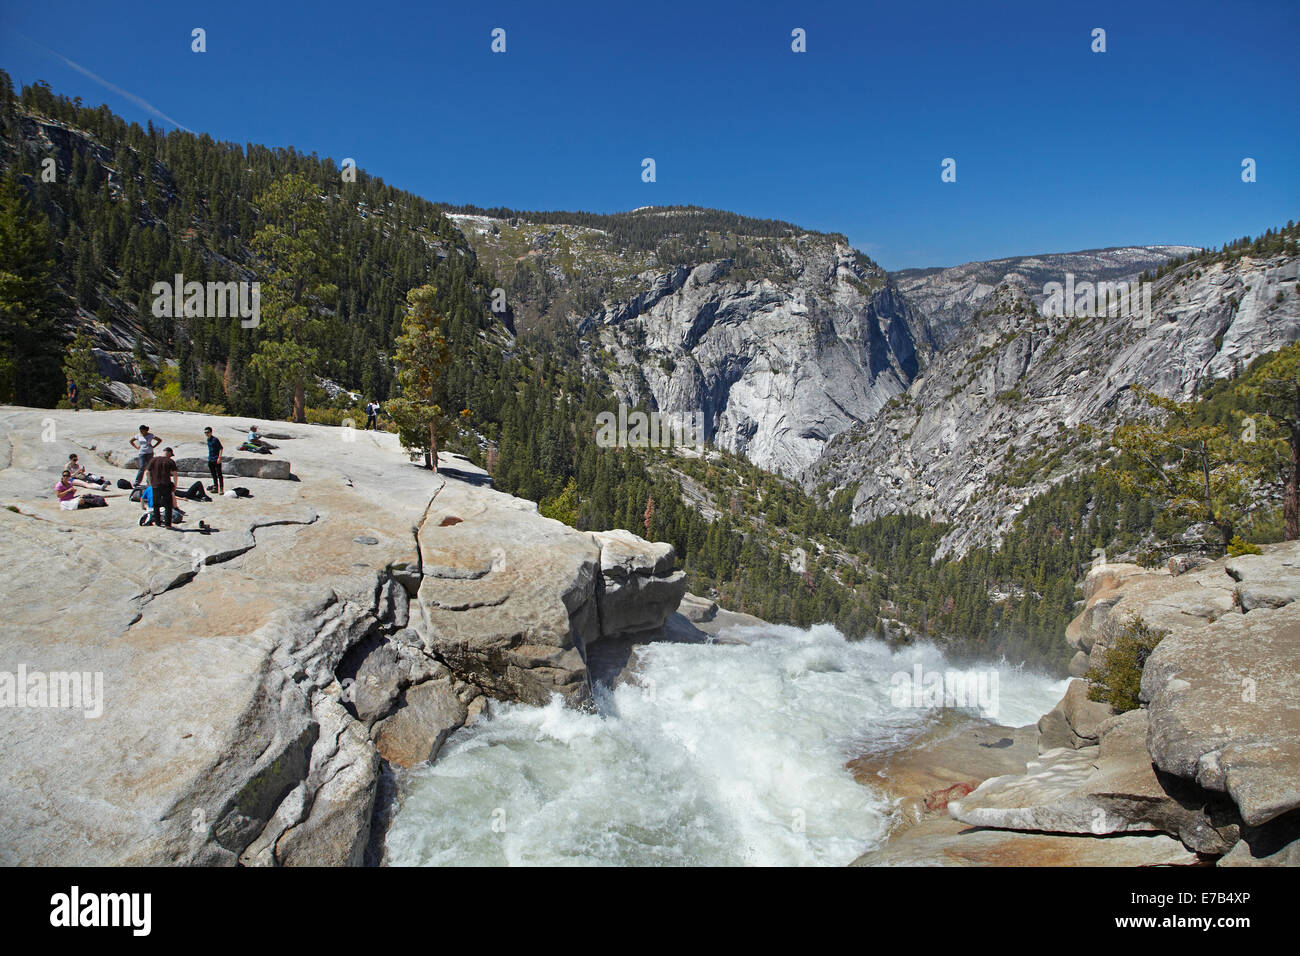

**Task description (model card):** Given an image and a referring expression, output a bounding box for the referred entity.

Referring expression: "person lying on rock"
[65,454,110,489]
[145,447,179,529]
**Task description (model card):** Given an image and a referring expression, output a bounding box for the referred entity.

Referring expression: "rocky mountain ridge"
[893,244,1200,350]
[807,249,1300,557]
[453,208,1210,488]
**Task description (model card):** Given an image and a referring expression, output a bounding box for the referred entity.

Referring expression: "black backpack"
[233,486,253,498]
[117,478,133,490]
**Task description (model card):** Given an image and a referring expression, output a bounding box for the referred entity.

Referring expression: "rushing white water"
[384,623,1069,867]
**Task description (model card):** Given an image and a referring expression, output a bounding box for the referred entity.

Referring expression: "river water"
[384,622,1068,866]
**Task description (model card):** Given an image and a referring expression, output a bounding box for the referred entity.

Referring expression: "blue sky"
[2,0,1296,269]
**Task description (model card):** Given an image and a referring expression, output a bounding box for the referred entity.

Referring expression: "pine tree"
[1244,343,1300,539]
[0,172,67,405]
[387,284,451,469]
[62,330,107,408]
[249,174,339,422]
[1111,388,1265,553]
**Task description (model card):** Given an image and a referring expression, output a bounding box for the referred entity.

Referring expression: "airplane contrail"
[18,34,191,132]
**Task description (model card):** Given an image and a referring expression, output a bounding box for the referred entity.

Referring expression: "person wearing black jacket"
[204,427,225,495]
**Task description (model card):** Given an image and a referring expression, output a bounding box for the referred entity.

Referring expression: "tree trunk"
[1287,424,1299,541]
[1217,518,1235,555]
[292,381,306,424]
[428,419,438,473]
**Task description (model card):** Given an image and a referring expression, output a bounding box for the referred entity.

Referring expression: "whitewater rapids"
[384,622,1068,866]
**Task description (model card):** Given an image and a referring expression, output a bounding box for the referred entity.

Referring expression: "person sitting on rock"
[54,470,106,510]
[65,454,110,489]
[55,470,84,510]
[242,425,269,452]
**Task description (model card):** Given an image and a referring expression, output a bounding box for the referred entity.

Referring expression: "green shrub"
[539,477,579,527]
[305,406,367,427]
[1226,535,1262,557]
[1086,615,1168,713]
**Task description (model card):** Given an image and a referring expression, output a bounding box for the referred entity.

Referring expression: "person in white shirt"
[129,425,161,486]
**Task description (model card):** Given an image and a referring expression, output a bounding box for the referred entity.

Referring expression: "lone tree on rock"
[388,284,451,470]
[1110,388,1266,554]
[249,174,339,423]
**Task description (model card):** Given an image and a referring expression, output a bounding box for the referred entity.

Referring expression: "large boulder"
[176,456,292,481]
[414,482,686,707]
[371,676,468,768]
[590,529,688,636]
[1066,563,1152,653]
[1142,597,1300,827]
[952,708,1238,854]
[1036,679,1113,752]
[677,592,719,624]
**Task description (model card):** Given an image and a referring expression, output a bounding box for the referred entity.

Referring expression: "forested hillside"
[0,70,496,414]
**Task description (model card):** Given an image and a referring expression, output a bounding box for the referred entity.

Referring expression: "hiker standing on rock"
[131,424,161,487]
[66,378,79,410]
[146,447,179,529]
[204,426,225,495]
[365,400,379,430]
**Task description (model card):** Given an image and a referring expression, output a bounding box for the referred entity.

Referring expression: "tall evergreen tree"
[249,174,339,422]
[387,284,451,470]
[0,172,67,405]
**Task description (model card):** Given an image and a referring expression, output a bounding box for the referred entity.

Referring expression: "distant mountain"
[893,246,1201,350]
[450,209,931,477]
[450,211,1205,480]
[807,238,1300,557]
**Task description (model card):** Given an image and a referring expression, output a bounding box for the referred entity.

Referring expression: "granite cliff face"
[807,251,1300,557]
[587,247,929,477]
[454,210,1207,487]
[454,212,932,477]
